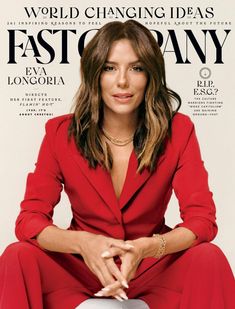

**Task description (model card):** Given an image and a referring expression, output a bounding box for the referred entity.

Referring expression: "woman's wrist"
[70,230,92,254]
[152,234,167,259]
[36,226,89,254]
[134,236,160,259]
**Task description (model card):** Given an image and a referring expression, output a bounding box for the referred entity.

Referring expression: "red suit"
[0,112,234,308]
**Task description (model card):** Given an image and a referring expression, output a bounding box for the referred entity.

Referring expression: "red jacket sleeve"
[15,118,64,243]
[172,116,218,245]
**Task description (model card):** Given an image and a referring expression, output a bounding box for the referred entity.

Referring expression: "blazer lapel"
[68,137,122,223]
[118,150,152,210]
[118,147,167,210]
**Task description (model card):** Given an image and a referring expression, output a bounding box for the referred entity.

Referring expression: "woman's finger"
[120,253,139,283]
[95,281,128,300]
[110,241,134,251]
[101,246,126,258]
[114,295,124,302]
[94,267,111,289]
[92,258,116,288]
[95,283,121,296]
[104,258,129,288]
[115,288,129,301]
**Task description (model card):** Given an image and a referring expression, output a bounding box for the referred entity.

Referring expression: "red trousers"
[0,241,234,309]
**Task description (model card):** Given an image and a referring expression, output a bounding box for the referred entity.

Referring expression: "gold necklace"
[102,128,134,146]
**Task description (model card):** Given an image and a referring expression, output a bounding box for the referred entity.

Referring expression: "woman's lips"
[112,93,133,103]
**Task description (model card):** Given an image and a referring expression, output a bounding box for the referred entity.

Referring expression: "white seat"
[75,299,150,308]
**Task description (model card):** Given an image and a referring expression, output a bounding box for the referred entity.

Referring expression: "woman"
[0,20,234,309]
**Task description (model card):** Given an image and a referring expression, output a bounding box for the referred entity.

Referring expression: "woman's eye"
[103,64,144,72]
[103,65,115,72]
[131,65,144,72]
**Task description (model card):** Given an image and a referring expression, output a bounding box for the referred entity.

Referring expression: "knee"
[191,242,223,255]
[1,241,39,263]
[188,242,226,265]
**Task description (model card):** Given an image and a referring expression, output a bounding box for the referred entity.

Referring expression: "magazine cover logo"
[7,29,230,65]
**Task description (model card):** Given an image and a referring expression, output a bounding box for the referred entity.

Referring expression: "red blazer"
[15,112,217,277]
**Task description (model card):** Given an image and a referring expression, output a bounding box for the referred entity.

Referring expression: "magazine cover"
[0,0,234,282]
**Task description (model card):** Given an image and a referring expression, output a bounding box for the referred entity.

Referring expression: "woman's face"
[100,39,148,118]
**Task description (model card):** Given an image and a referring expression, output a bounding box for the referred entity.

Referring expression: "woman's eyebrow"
[104,60,141,64]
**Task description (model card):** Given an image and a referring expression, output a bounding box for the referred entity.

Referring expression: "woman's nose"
[116,69,129,88]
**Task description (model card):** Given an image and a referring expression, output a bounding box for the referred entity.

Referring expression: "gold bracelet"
[152,234,166,259]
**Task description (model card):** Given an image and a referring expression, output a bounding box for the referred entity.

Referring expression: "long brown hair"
[69,20,181,173]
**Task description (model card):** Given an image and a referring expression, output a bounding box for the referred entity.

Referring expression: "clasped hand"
[79,232,146,301]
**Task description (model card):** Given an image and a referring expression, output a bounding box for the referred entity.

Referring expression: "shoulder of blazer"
[171,112,194,131]
[171,112,194,135]
[44,113,73,136]
[42,113,74,152]
[169,112,196,154]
